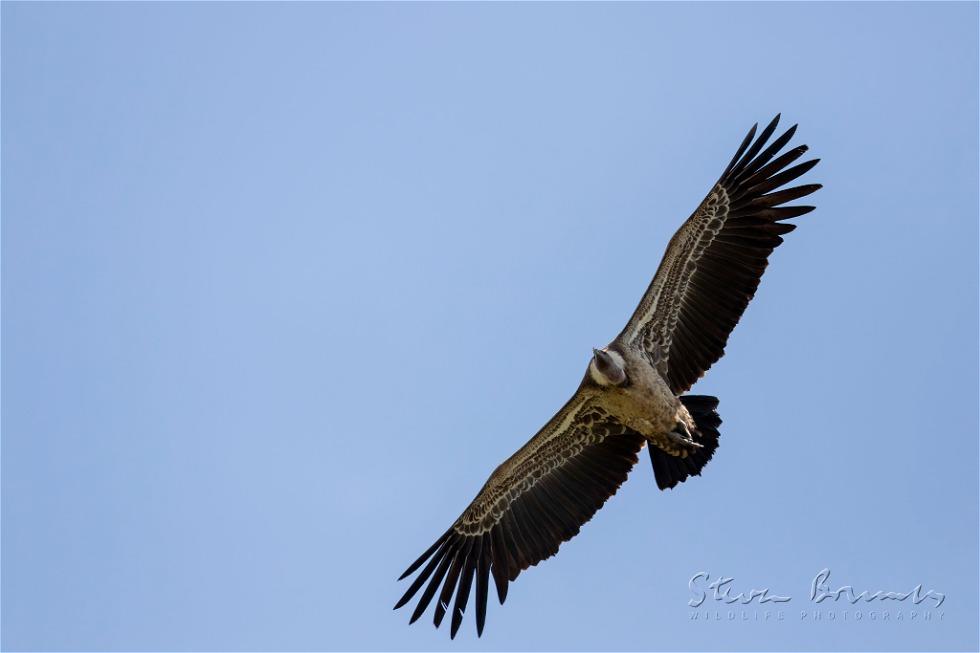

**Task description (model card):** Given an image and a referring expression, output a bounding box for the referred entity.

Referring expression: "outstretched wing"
[394,390,645,638]
[617,115,821,393]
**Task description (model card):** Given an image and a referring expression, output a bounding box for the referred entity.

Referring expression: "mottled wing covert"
[618,115,820,393]
[394,392,645,638]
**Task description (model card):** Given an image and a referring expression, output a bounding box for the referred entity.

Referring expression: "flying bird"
[394,115,820,638]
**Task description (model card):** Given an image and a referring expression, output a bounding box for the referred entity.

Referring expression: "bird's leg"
[666,421,703,451]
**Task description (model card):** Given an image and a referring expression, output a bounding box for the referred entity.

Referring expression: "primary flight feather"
[394,115,820,638]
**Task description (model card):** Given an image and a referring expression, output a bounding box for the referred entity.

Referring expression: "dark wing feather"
[617,115,820,393]
[394,391,645,638]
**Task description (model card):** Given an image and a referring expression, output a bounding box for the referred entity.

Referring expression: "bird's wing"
[394,389,645,638]
[616,115,820,394]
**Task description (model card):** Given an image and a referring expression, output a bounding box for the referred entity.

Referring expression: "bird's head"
[589,347,628,387]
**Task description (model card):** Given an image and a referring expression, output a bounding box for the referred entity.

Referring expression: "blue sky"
[2,2,977,651]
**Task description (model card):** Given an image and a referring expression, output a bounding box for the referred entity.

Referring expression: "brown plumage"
[395,115,820,638]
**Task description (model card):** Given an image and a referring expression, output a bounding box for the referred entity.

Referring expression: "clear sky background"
[3,2,977,651]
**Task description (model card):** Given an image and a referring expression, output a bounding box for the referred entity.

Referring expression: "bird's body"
[587,345,695,455]
[394,115,821,638]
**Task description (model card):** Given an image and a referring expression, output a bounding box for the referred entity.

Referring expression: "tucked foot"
[666,422,703,452]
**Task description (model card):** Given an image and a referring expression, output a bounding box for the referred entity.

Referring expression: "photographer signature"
[689,568,945,608]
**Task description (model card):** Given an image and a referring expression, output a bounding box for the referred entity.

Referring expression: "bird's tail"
[648,395,722,490]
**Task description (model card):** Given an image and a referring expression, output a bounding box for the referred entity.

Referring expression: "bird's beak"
[593,348,610,366]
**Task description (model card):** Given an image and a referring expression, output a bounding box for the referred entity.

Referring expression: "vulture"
[394,115,820,638]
